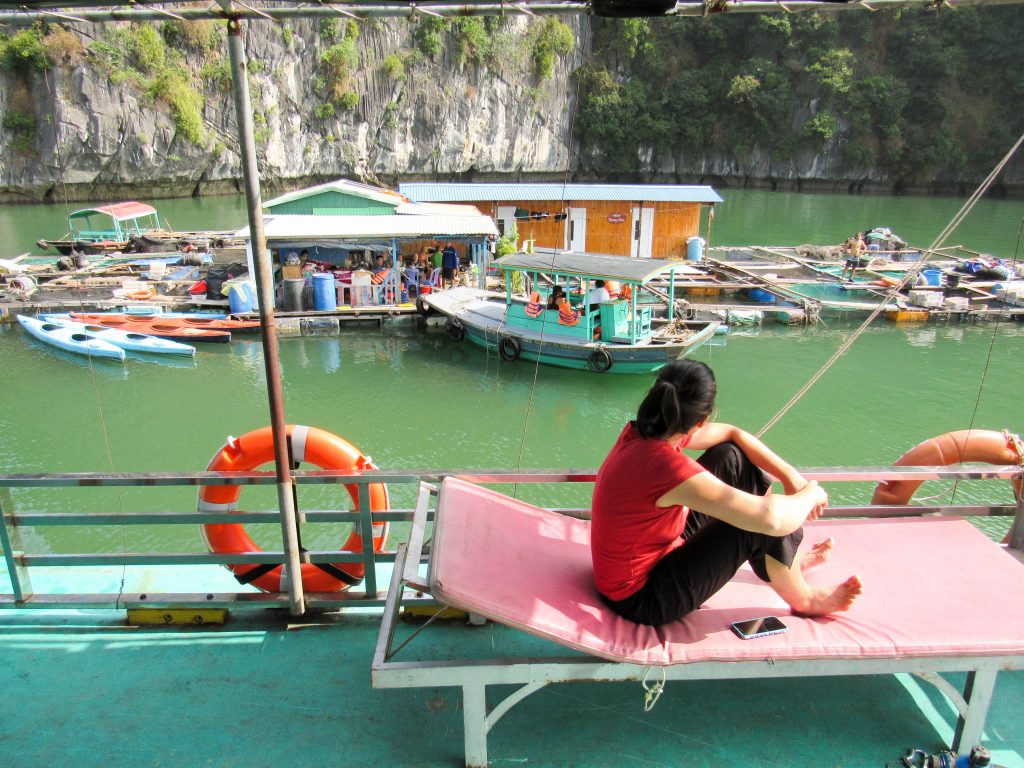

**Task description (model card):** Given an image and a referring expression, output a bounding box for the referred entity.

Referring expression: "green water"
[1,190,1023,555]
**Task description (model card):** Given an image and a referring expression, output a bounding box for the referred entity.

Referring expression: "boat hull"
[69,312,259,334]
[65,314,232,343]
[425,287,718,374]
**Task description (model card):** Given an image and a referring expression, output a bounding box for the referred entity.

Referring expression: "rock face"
[0,16,1020,202]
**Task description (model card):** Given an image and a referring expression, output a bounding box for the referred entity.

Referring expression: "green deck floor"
[1,606,1021,768]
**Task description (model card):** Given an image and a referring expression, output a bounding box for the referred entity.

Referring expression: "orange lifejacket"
[620,284,633,302]
[525,291,543,318]
[557,298,579,326]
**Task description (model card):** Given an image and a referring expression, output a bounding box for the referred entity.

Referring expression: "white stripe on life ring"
[198,499,238,512]
[291,425,310,464]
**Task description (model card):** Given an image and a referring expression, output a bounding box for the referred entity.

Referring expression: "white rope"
[756,130,1024,439]
[641,665,666,711]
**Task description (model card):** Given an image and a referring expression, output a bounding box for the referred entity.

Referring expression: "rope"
[641,665,666,711]
[511,13,590,494]
[756,129,1024,439]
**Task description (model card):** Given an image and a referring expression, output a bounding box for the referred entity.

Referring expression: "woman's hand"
[799,481,829,521]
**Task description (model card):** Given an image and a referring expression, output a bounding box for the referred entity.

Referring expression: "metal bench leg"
[953,667,998,752]
[463,683,488,768]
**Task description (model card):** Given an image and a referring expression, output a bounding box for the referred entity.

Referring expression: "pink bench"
[373,477,1024,767]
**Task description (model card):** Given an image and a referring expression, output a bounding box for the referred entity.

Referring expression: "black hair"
[595,280,605,287]
[634,360,717,439]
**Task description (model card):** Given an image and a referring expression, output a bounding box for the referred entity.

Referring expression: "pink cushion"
[431,477,1024,666]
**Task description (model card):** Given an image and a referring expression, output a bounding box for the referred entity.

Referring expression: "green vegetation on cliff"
[576,9,1024,185]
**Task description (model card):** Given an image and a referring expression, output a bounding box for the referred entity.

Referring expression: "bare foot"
[792,575,863,616]
[800,538,834,572]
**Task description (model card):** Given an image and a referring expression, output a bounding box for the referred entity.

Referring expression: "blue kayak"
[41,317,197,357]
[18,315,126,362]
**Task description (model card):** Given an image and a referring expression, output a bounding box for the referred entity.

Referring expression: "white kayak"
[18,315,126,362]
[41,316,197,357]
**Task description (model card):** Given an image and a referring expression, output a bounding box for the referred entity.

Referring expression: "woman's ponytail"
[634,361,717,439]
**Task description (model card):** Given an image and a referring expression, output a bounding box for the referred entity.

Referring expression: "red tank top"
[591,423,706,601]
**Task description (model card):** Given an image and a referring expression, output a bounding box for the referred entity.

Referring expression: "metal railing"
[2,465,1021,614]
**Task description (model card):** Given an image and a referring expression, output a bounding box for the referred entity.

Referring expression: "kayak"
[69,312,260,333]
[42,317,197,357]
[17,315,126,362]
[63,316,232,343]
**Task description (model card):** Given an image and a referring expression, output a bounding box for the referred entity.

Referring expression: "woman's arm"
[685,422,807,494]
[658,472,827,537]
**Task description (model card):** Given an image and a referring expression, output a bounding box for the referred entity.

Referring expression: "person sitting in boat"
[546,285,566,310]
[841,233,867,281]
[585,280,612,313]
[590,360,863,626]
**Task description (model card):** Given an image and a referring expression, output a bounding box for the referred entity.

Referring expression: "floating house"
[399,182,723,260]
[234,179,498,308]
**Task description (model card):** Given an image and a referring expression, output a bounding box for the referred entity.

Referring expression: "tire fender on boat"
[498,335,521,361]
[199,425,389,593]
[871,429,1023,505]
[445,317,466,342]
[587,347,613,373]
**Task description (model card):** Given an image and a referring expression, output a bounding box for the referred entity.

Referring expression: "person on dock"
[590,360,862,626]
[841,233,867,281]
[441,242,459,289]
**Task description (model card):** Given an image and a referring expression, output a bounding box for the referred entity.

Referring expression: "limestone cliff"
[0,14,1020,203]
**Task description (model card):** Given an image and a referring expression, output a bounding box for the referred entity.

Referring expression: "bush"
[336,90,358,110]
[199,58,232,91]
[414,17,450,59]
[315,102,336,120]
[321,39,358,99]
[41,28,85,68]
[380,53,405,80]
[1,27,48,71]
[163,19,217,53]
[147,69,205,145]
[452,17,489,67]
[282,25,293,47]
[3,110,36,142]
[320,18,338,40]
[133,23,166,74]
[531,18,574,81]
[803,111,838,142]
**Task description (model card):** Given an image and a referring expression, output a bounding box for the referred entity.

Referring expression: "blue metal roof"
[398,182,723,204]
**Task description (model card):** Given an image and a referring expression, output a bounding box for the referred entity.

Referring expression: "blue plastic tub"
[312,273,337,311]
[228,282,254,313]
[686,236,706,262]
[922,269,942,287]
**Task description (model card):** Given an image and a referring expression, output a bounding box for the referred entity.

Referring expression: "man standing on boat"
[841,233,867,281]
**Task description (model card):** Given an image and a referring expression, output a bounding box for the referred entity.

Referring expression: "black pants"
[602,441,803,626]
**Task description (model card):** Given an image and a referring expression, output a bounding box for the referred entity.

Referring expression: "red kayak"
[70,313,261,333]
[69,315,231,343]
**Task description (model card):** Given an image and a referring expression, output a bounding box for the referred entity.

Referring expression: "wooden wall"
[479,199,705,259]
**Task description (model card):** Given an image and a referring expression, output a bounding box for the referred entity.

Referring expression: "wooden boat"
[41,317,197,357]
[421,249,720,374]
[17,315,125,361]
[65,315,231,343]
[69,312,260,333]
[36,202,164,255]
[35,201,242,255]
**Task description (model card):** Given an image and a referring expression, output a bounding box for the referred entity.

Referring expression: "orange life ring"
[199,425,389,592]
[871,429,1023,505]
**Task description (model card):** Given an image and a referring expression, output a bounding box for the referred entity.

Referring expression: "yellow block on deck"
[127,608,228,626]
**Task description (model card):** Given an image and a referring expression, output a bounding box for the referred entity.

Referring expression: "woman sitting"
[591,360,862,626]
[546,285,565,310]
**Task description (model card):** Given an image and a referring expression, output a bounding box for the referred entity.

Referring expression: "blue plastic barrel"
[228,282,254,313]
[686,236,706,262]
[922,269,942,287]
[312,273,337,311]
[749,288,778,304]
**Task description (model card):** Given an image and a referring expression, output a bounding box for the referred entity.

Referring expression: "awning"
[494,248,695,283]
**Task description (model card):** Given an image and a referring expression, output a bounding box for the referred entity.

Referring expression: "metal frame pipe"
[225,15,305,615]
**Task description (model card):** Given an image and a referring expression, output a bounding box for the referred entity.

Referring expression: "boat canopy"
[68,202,159,222]
[494,248,694,284]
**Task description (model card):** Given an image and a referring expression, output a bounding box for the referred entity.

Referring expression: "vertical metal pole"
[0,487,32,603]
[1009,475,1024,551]
[226,16,305,615]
